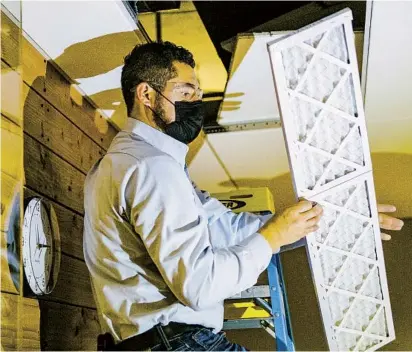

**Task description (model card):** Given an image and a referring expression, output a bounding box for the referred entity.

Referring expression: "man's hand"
[260,200,323,252]
[377,204,404,240]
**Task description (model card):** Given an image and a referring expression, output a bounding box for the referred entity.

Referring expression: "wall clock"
[22,197,61,295]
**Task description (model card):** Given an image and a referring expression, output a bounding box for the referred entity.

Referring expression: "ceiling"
[193,1,308,69]
[138,1,366,70]
[136,1,366,130]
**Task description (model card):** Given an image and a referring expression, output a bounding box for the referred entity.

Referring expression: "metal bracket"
[203,120,281,134]
[254,297,272,314]
[223,318,274,330]
[261,320,277,339]
[228,285,270,299]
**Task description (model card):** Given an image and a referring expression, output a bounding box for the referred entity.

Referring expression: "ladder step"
[228,285,270,299]
[223,318,273,330]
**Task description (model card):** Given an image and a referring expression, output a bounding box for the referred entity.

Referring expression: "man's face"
[153,61,202,126]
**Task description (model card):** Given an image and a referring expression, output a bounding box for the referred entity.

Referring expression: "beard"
[152,93,168,131]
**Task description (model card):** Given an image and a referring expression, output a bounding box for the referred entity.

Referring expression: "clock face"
[22,198,61,295]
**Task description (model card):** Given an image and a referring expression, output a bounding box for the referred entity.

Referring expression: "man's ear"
[135,82,154,107]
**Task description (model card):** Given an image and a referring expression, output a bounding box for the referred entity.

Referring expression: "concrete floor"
[225,218,412,351]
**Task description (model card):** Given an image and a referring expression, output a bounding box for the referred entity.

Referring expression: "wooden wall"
[1,5,40,351]
[1,7,117,350]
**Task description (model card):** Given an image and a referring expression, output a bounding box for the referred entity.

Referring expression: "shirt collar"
[123,118,188,167]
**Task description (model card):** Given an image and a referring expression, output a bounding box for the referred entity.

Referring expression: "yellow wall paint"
[371,153,412,219]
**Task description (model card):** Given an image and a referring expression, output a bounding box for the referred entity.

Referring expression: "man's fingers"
[295,200,314,213]
[381,233,392,241]
[306,214,322,227]
[302,204,323,221]
[377,204,396,213]
[379,213,404,231]
[305,225,319,234]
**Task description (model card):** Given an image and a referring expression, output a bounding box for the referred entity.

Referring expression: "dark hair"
[121,41,196,116]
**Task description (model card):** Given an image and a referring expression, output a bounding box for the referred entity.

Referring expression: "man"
[84,42,404,351]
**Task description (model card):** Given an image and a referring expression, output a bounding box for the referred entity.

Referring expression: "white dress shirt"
[83,118,273,342]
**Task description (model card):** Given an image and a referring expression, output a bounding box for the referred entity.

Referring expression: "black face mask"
[149,87,205,145]
[164,100,204,144]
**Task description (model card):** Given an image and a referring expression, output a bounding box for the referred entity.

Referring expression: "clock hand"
[36,243,50,260]
[38,244,51,249]
[36,225,40,243]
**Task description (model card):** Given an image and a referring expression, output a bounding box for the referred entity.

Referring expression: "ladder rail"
[268,254,295,351]
[223,254,295,351]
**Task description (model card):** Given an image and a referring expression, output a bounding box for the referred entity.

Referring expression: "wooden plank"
[20,34,47,86]
[1,116,20,294]
[1,229,19,294]
[39,300,100,351]
[0,10,21,69]
[39,254,95,309]
[1,111,22,292]
[1,115,23,295]
[1,9,117,150]
[0,293,40,351]
[24,62,116,151]
[1,62,23,126]
[0,172,21,233]
[1,115,23,180]
[24,135,85,215]
[0,162,21,296]
[0,174,20,295]
[21,37,116,149]
[23,84,105,174]
[36,64,117,150]
[25,188,84,260]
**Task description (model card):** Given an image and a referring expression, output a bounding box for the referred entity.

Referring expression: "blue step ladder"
[212,188,295,351]
[223,253,295,351]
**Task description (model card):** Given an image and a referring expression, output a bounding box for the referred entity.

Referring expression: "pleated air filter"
[268,9,395,351]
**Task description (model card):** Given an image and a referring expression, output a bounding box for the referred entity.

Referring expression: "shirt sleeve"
[194,186,303,253]
[190,181,273,248]
[206,201,272,249]
[125,155,272,311]
[212,210,305,253]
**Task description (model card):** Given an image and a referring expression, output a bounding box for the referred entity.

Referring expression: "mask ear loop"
[144,104,168,130]
[147,85,180,130]
[149,85,175,107]
[144,86,174,130]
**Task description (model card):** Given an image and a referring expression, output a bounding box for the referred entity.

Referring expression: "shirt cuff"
[239,232,273,272]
